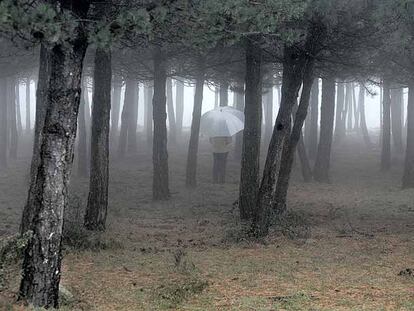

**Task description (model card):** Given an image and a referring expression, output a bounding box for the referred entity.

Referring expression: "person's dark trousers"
[213,152,228,184]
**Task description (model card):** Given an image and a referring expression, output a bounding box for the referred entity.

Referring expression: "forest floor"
[0,132,414,310]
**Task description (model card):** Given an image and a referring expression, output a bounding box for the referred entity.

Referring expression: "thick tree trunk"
[359,83,372,148]
[391,88,403,153]
[19,26,89,308]
[20,45,51,234]
[166,77,177,144]
[313,77,336,183]
[219,81,228,107]
[381,80,391,171]
[239,38,262,221]
[273,63,314,212]
[152,49,170,200]
[334,81,345,142]
[26,78,31,134]
[110,75,122,144]
[402,82,414,188]
[185,68,205,188]
[263,87,273,147]
[252,46,306,236]
[307,78,319,159]
[0,78,8,169]
[8,78,18,159]
[234,84,245,160]
[144,83,153,148]
[176,79,184,138]
[84,49,112,231]
[77,82,88,177]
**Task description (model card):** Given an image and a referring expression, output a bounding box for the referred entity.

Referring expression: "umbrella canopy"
[200,107,244,137]
[219,106,244,122]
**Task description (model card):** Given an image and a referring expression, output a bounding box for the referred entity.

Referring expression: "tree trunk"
[359,83,372,148]
[8,78,18,159]
[239,38,262,221]
[352,83,359,131]
[381,80,391,171]
[26,78,31,134]
[16,80,23,136]
[166,77,177,144]
[176,79,184,138]
[347,83,353,131]
[118,79,138,157]
[234,84,245,160]
[307,78,319,159]
[144,83,153,148]
[152,48,170,200]
[391,88,403,152]
[185,66,205,188]
[110,75,122,144]
[334,81,345,142]
[19,25,89,308]
[214,87,219,108]
[219,81,228,107]
[313,77,336,183]
[77,81,88,177]
[263,87,273,147]
[273,63,314,212]
[84,49,112,231]
[402,82,414,188]
[20,45,51,234]
[297,133,312,182]
[0,78,8,169]
[252,46,306,237]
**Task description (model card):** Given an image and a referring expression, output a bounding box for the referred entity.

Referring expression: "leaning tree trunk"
[176,79,184,138]
[8,78,18,159]
[110,75,122,144]
[334,80,345,142]
[358,83,372,148]
[152,48,170,200]
[19,23,89,308]
[391,87,403,153]
[0,78,8,169]
[166,77,177,144]
[84,49,112,231]
[313,77,336,183]
[307,78,319,159]
[144,83,153,149]
[26,78,31,134]
[273,61,314,212]
[239,37,262,222]
[381,80,391,171]
[185,65,205,188]
[402,82,414,188]
[220,81,229,107]
[252,46,306,237]
[20,45,51,234]
[77,82,88,177]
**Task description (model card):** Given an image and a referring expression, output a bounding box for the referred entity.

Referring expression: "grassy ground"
[0,133,413,310]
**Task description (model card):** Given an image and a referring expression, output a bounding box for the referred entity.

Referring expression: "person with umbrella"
[200,107,244,184]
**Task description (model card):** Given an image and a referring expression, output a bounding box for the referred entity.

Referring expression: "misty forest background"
[0,0,414,310]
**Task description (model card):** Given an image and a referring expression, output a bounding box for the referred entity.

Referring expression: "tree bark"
[391,87,403,152]
[0,78,8,169]
[176,79,184,138]
[152,48,170,200]
[118,79,138,157]
[19,23,89,308]
[334,81,345,142]
[214,87,219,108]
[402,82,414,188]
[273,62,314,212]
[16,80,23,136]
[84,48,112,231]
[144,83,153,148]
[359,83,372,148]
[8,78,18,159]
[347,83,353,131]
[26,78,31,134]
[263,87,273,147]
[313,77,336,183]
[219,81,228,107]
[252,46,306,236]
[185,66,205,188]
[352,83,359,131]
[110,75,122,144]
[239,37,262,221]
[307,78,319,159]
[234,84,245,160]
[166,77,177,144]
[381,80,391,171]
[77,81,88,177]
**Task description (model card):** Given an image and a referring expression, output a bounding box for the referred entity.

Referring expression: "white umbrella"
[200,107,244,137]
[219,106,244,122]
